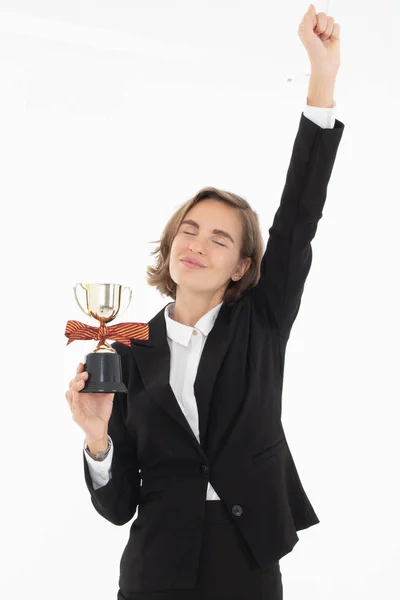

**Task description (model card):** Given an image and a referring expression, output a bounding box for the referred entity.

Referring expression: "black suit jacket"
[83,112,345,594]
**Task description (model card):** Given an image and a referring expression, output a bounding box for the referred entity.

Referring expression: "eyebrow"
[181,219,235,244]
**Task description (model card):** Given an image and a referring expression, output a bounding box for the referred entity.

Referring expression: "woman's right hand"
[65,362,115,441]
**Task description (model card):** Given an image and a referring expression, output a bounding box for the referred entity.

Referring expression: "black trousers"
[118,500,283,600]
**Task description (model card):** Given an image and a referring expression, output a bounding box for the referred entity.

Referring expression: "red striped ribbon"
[65,319,149,347]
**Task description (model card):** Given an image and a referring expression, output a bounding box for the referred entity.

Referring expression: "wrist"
[307,70,337,108]
[86,436,109,455]
[309,69,339,88]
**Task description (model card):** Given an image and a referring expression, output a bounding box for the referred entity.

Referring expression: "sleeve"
[83,435,114,491]
[82,342,141,525]
[251,106,345,340]
[303,99,337,130]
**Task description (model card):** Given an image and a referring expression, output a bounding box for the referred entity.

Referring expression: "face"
[169,198,251,298]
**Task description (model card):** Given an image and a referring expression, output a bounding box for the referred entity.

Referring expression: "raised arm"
[252,106,344,340]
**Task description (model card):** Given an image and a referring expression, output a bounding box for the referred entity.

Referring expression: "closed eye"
[183,231,226,247]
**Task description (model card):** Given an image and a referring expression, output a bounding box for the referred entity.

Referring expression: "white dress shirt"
[83,100,337,496]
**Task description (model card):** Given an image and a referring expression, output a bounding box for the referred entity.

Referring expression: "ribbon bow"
[65,319,149,347]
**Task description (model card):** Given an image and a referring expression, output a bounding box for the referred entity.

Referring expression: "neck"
[171,291,223,327]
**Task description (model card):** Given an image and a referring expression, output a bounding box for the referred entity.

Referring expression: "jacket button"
[232,504,243,516]
[201,464,209,473]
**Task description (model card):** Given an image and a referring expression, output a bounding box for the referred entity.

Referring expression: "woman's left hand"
[298,4,341,72]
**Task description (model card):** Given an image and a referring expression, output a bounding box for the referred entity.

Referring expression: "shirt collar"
[164,301,223,347]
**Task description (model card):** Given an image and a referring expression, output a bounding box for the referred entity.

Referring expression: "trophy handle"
[73,283,91,317]
[119,286,132,317]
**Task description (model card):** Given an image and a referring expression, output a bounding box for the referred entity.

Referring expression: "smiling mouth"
[181,259,204,268]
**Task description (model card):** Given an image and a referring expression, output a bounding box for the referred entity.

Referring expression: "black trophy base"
[79,351,128,394]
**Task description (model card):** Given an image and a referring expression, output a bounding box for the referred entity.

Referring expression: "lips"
[180,256,205,267]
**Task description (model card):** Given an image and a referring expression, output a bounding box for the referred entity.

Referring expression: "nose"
[188,237,206,254]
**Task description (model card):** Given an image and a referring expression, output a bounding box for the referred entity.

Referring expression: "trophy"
[65,283,149,394]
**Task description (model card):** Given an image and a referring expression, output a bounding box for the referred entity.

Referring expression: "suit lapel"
[130,302,235,459]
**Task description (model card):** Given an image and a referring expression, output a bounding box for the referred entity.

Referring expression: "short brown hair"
[146,186,265,305]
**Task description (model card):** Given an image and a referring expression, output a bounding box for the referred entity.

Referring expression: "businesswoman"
[65,5,344,599]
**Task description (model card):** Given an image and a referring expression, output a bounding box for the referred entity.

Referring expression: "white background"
[0,1,399,598]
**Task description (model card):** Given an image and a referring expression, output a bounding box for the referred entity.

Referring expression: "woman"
[66,6,344,599]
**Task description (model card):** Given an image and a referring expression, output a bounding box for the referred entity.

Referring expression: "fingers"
[68,373,88,388]
[72,376,87,390]
[65,364,89,409]
[331,22,340,40]
[68,364,88,388]
[65,380,85,409]
[69,361,83,386]
[317,15,335,41]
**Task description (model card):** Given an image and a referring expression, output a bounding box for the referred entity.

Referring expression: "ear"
[238,258,252,278]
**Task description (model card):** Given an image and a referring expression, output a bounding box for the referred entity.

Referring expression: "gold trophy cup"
[68,282,134,394]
